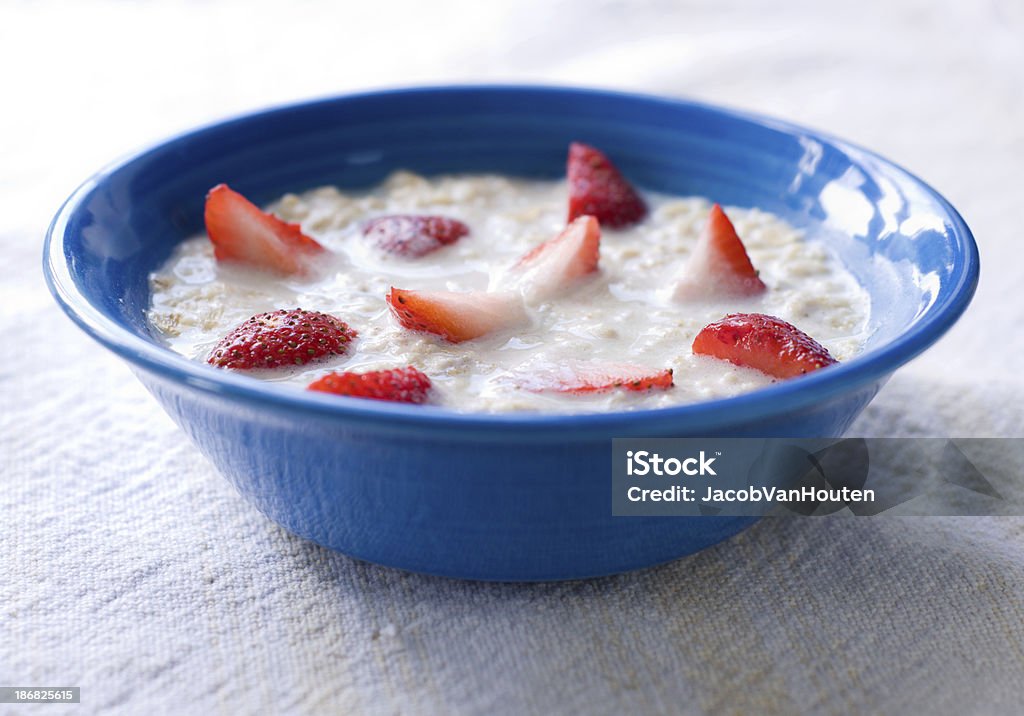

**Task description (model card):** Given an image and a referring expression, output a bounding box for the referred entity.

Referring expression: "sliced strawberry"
[672,204,766,300]
[517,361,674,394]
[509,215,601,300]
[208,308,356,370]
[363,215,469,257]
[386,288,527,343]
[308,366,432,404]
[567,142,647,228]
[692,313,837,379]
[204,184,325,274]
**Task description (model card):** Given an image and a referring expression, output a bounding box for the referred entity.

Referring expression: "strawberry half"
[387,288,527,343]
[567,142,647,228]
[673,204,766,300]
[509,215,601,300]
[516,361,674,394]
[363,215,470,257]
[204,184,325,274]
[308,367,432,404]
[208,308,356,370]
[692,313,837,379]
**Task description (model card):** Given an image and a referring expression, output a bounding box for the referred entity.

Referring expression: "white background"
[3,1,1023,713]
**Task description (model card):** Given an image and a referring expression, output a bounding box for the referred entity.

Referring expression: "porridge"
[148,144,869,412]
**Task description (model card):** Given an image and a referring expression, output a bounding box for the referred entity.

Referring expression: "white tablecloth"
[3,1,1023,713]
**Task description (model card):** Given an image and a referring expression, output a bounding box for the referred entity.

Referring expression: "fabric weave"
[3,0,1023,713]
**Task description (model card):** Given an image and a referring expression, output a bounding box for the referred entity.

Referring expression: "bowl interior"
[49,86,976,421]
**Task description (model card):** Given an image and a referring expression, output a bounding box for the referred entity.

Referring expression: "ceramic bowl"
[45,86,978,580]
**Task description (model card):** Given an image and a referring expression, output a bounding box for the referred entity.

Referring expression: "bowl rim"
[43,83,980,437]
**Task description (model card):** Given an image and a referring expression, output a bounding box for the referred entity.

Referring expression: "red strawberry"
[204,184,325,274]
[307,367,432,404]
[363,215,470,257]
[516,361,674,394]
[208,308,356,369]
[510,215,601,300]
[673,204,766,300]
[567,142,647,228]
[692,313,837,379]
[386,288,527,343]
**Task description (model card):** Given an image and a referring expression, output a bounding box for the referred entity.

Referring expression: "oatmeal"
[148,170,869,412]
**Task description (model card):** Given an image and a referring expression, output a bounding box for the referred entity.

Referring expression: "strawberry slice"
[567,142,647,228]
[363,215,469,257]
[509,215,601,300]
[204,184,325,274]
[386,288,528,343]
[673,204,766,300]
[308,367,432,404]
[516,361,674,394]
[692,313,837,379]
[208,308,356,370]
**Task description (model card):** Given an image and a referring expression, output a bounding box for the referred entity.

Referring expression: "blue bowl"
[44,86,978,580]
